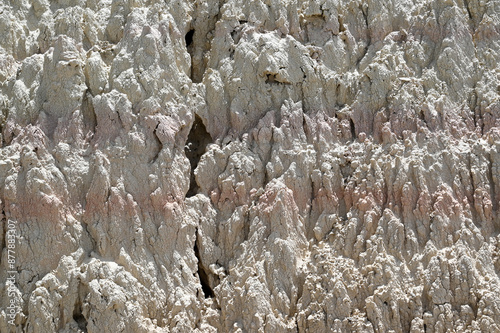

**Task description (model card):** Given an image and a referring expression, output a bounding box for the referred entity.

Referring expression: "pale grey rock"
[1,0,500,332]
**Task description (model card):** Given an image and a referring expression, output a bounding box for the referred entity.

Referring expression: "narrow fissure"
[185,115,212,197]
[82,91,96,139]
[194,239,214,298]
[349,118,356,139]
[185,29,196,82]
[488,153,498,214]
[151,123,163,163]
[185,29,194,48]
[73,301,88,332]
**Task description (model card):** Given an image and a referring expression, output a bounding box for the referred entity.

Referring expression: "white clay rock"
[1,0,500,332]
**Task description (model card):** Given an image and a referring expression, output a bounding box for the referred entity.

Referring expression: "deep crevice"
[73,301,88,332]
[185,115,212,197]
[194,236,214,298]
[82,91,96,140]
[185,29,195,48]
[349,118,356,139]
[185,29,196,82]
[488,152,498,213]
[151,122,163,163]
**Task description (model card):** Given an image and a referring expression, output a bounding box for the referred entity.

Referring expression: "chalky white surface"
[1,0,500,332]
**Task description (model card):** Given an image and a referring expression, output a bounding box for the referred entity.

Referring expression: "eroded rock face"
[1,0,500,332]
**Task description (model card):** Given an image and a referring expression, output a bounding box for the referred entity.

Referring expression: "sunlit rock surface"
[1,0,500,332]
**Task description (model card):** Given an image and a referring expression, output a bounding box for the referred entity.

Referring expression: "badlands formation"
[1,0,500,332]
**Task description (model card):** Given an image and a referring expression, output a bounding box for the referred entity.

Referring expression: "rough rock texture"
[1,0,500,332]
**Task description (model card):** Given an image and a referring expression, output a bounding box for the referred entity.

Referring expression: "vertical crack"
[488,152,498,213]
[73,301,88,332]
[185,28,196,82]
[82,90,96,141]
[349,118,356,139]
[187,0,227,83]
[185,29,195,47]
[151,122,163,164]
[185,115,212,197]
[194,231,214,298]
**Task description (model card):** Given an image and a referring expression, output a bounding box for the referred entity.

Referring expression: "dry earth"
[1,0,500,332]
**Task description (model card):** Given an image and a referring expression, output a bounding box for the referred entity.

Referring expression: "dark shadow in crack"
[194,239,214,298]
[185,115,212,197]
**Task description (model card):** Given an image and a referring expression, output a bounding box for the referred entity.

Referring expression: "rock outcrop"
[1,0,500,332]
